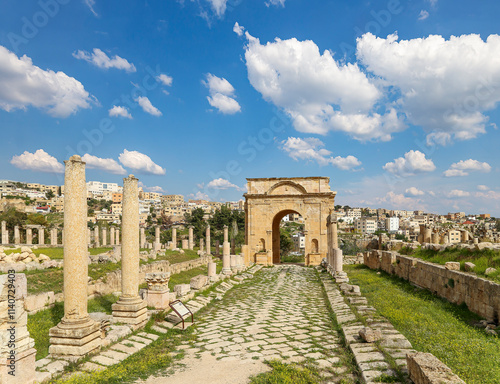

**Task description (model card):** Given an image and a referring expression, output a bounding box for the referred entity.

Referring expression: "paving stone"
[80,362,106,372]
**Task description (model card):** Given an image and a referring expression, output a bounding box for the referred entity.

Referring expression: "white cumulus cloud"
[444,159,491,177]
[447,189,470,198]
[82,154,126,174]
[405,187,425,197]
[477,185,490,191]
[206,178,243,190]
[118,149,166,175]
[84,0,98,16]
[233,22,245,37]
[157,74,173,87]
[243,33,405,141]
[138,182,165,194]
[11,149,64,173]
[0,46,93,117]
[266,0,286,7]
[135,96,162,116]
[280,137,361,170]
[108,105,132,119]
[357,33,500,144]
[203,73,241,114]
[383,150,436,177]
[73,48,136,73]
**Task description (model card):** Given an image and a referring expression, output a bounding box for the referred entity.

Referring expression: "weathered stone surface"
[407,352,466,384]
[444,262,460,271]
[359,327,382,343]
[190,275,208,290]
[485,267,497,276]
[464,262,475,272]
[174,284,191,297]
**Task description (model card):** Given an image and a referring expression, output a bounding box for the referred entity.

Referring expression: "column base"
[112,296,148,330]
[48,316,102,362]
[222,267,232,275]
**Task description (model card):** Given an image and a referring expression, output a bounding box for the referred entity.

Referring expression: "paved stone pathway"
[143,265,358,383]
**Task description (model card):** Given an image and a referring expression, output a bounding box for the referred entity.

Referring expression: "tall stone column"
[140,227,145,249]
[112,175,147,329]
[94,226,100,247]
[200,238,205,253]
[222,225,231,275]
[171,227,177,249]
[206,225,211,255]
[49,155,100,361]
[1,221,6,244]
[110,227,115,246]
[188,226,194,250]
[115,229,120,245]
[38,227,45,245]
[154,226,161,251]
[51,228,57,246]
[14,226,20,245]
[102,228,107,246]
[87,228,91,246]
[26,228,32,245]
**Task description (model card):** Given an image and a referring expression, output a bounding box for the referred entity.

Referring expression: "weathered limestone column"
[333,248,343,273]
[14,226,20,245]
[200,238,205,253]
[51,228,57,246]
[206,225,211,255]
[207,262,217,281]
[153,226,161,251]
[140,227,145,249]
[38,227,45,245]
[26,228,32,245]
[0,273,41,384]
[112,175,147,329]
[188,226,194,250]
[115,229,120,246]
[182,239,189,249]
[241,244,249,266]
[215,240,220,255]
[145,273,173,309]
[102,228,107,246]
[222,225,231,275]
[49,155,101,361]
[172,228,177,249]
[87,228,91,246]
[230,255,237,272]
[110,227,115,246]
[1,221,6,244]
[94,227,100,247]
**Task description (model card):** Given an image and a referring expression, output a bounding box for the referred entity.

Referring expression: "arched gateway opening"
[244,177,336,266]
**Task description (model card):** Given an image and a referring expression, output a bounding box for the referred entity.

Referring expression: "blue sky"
[1,0,500,215]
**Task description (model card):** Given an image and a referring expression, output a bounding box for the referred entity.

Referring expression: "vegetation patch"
[249,360,322,384]
[345,265,500,384]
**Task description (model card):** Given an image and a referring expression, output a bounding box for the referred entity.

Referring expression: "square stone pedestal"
[112,297,148,330]
[48,317,102,362]
[0,347,37,384]
[146,290,175,310]
[255,252,272,266]
[306,253,322,266]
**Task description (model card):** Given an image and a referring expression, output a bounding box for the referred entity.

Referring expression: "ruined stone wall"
[364,251,500,322]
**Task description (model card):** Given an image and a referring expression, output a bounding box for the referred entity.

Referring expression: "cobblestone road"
[162,265,358,383]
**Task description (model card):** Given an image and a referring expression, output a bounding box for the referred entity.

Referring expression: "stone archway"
[244,177,336,266]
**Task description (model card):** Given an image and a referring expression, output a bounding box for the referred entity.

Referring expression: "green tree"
[184,208,206,240]
[0,207,27,232]
[209,205,233,230]
[26,213,48,227]
[279,229,294,256]
[46,190,55,199]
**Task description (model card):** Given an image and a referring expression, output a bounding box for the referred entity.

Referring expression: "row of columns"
[48,156,146,361]
[149,224,214,254]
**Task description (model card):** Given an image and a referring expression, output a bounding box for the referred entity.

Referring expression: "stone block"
[174,284,191,297]
[485,267,497,276]
[464,262,475,272]
[445,262,460,271]
[359,327,382,343]
[190,275,208,290]
[407,352,466,384]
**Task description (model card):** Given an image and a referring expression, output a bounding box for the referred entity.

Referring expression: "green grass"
[402,247,500,283]
[345,265,500,384]
[147,249,200,264]
[249,360,322,384]
[281,254,305,263]
[3,247,113,260]
[28,295,118,360]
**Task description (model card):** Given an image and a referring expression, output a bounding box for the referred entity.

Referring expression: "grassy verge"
[28,294,119,360]
[345,264,500,384]
[249,360,322,384]
[400,247,500,283]
[281,254,305,264]
[3,247,113,259]
[141,248,199,265]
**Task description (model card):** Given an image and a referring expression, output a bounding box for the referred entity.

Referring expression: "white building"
[355,218,377,235]
[292,234,305,252]
[346,208,362,218]
[87,181,123,197]
[385,217,400,233]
